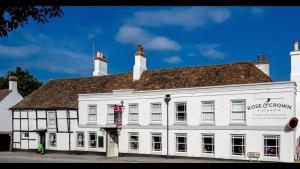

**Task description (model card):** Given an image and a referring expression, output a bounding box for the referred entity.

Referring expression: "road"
[0,151,249,163]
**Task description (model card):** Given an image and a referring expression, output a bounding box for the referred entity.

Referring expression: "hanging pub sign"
[114,105,123,126]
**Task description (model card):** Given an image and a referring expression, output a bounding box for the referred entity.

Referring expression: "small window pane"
[129,133,139,150]
[264,135,279,157]
[176,102,187,122]
[176,133,187,153]
[98,136,104,148]
[202,134,214,154]
[231,135,245,156]
[152,133,162,152]
[129,104,139,122]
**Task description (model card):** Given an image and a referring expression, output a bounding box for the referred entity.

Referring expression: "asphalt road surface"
[0,151,249,163]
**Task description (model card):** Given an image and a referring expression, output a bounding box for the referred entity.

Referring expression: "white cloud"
[251,7,265,15]
[162,56,182,64]
[0,44,40,58]
[197,44,226,59]
[127,7,231,29]
[116,25,181,51]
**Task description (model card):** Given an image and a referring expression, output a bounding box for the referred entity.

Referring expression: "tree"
[0,67,43,97]
[0,6,63,37]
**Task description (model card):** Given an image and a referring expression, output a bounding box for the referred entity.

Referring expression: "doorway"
[0,134,10,151]
[106,130,119,157]
[38,132,46,150]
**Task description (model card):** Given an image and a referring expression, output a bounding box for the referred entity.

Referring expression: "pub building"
[10,41,300,162]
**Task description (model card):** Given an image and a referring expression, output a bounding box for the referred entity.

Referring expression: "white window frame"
[76,132,85,148]
[202,134,215,154]
[201,101,215,123]
[107,104,115,124]
[263,135,280,158]
[128,103,139,123]
[89,132,97,149]
[231,134,246,156]
[47,111,56,128]
[88,105,97,123]
[151,103,162,123]
[175,102,187,123]
[49,132,57,148]
[175,133,187,153]
[151,133,162,152]
[231,100,246,123]
[128,132,139,151]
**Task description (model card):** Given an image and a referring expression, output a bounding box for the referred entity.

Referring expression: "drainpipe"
[164,94,171,159]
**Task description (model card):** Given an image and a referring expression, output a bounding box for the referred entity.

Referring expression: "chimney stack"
[133,44,147,81]
[291,39,300,87]
[93,51,108,76]
[254,54,270,76]
[8,75,18,91]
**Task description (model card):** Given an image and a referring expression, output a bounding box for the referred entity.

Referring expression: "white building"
[11,42,300,162]
[0,76,23,151]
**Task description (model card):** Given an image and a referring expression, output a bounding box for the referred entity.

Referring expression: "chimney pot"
[294,40,299,52]
[257,54,261,62]
[263,54,268,63]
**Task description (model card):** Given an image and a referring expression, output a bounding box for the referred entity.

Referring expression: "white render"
[133,54,147,81]
[255,63,270,77]
[76,81,296,162]
[0,80,22,132]
[93,51,108,76]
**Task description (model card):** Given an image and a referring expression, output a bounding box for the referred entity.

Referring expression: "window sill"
[151,151,162,154]
[127,122,140,125]
[230,155,246,160]
[149,122,162,126]
[229,122,247,126]
[174,152,187,156]
[128,150,139,153]
[199,123,215,126]
[173,122,187,126]
[87,122,97,125]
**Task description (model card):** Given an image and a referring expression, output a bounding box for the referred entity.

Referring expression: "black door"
[40,132,46,150]
[0,134,10,151]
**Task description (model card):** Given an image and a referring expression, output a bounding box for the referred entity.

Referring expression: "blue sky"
[1,6,300,82]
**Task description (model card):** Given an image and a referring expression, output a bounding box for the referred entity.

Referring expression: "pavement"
[0,151,250,163]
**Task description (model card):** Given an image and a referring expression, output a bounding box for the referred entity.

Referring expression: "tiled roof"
[0,89,12,102]
[12,62,272,109]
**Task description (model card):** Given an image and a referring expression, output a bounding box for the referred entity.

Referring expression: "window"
[48,111,56,127]
[88,105,97,123]
[49,133,56,148]
[231,135,245,156]
[175,102,187,122]
[264,135,280,158]
[129,133,139,151]
[76,132,84,147]
[151,133,162,152]
[98,136,104,148]
[22,132,29,138]
[89,132,97,148]
[202,134,214,154]
[202,101,215,123]
[107,105,115,123]
[151,103,162,122]
[129,104,139,123]
[176,133,187,153]
[231,100,246,122]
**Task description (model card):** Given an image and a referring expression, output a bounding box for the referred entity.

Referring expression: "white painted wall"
[77,81,297,162]
[0,89,22,132]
